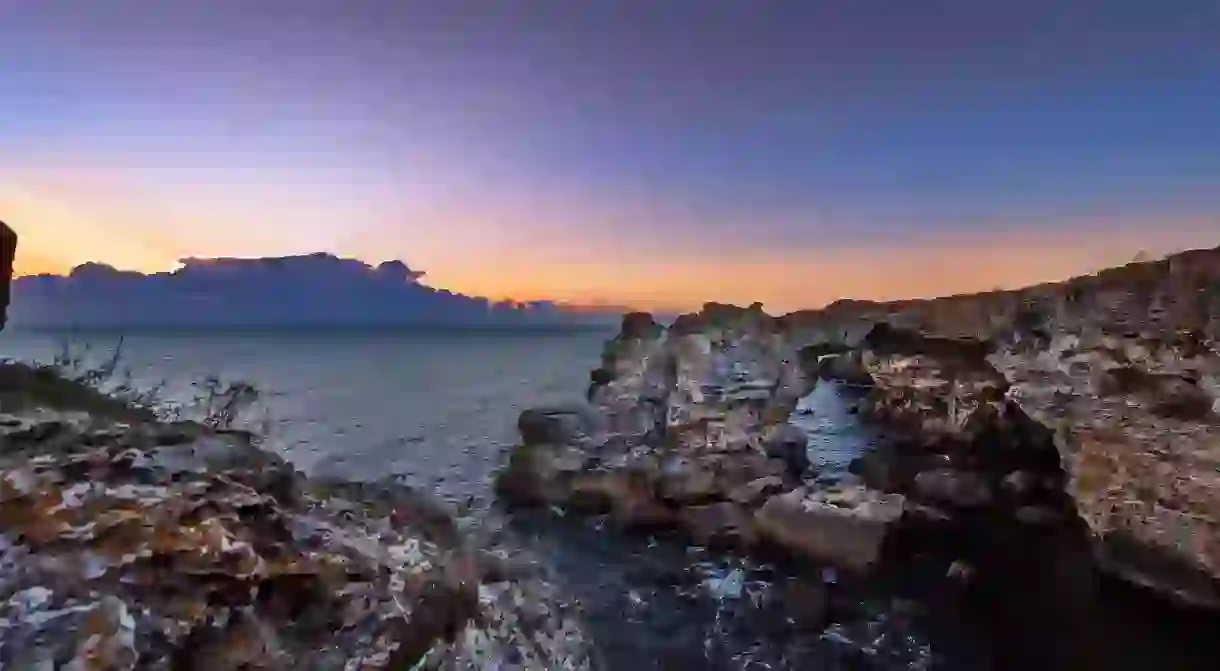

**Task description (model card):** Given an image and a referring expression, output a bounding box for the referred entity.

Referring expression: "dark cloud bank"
[10,254,621,329]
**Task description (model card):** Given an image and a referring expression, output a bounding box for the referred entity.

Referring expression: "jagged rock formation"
[498,306,908,573]
[794,245,1220,608]
[0,405,595,669]
[501,244,1220,612]
[0,221,16,330]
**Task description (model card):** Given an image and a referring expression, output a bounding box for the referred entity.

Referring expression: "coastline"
[497,244,1220,668]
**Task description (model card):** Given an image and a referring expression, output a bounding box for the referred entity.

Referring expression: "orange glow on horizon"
[424,227,1220,314]
[4,174,1216,315]
[10,228,1219,315]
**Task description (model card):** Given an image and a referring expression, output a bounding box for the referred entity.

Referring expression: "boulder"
[566,470,674,531]
[517,404,603,446]
[754,487,905,572]
[494,443,588,506]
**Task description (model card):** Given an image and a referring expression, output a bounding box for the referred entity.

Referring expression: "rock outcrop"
[498,307,906,572]
[0,405,595,669]
[789,245,1220,609]
[0,221,16,330]
[503,244,1220,612]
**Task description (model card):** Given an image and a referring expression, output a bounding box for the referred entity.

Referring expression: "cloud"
[9,253,618,329]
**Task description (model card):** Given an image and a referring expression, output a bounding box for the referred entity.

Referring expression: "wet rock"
[762,423,811,476]
[754,487,905,572]
[494,443,588,507]
[913,469,994,509]
[517,404,602,447]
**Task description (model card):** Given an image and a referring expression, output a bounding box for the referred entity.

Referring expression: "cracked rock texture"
[788,245,1220,608]
[0,409,595,669]
[498,305,906,572]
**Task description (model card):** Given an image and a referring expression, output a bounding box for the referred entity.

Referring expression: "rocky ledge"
[497,304,910,574]
[0,399,595,668]
[500,245,1220,613]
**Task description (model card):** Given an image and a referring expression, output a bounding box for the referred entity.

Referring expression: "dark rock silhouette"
[9,253,618,329]
[0,221,15,330]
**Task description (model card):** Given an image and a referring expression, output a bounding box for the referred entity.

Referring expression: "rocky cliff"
[498,306,913,573]
[0,392,596,669]
[500,245,1220,612]
[797,245,1220,608]
[0,221,16,330]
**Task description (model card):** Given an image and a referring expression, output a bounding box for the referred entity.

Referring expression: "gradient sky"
[2,0,1219,312]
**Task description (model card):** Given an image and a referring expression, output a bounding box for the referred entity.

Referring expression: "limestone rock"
[494,443,588,506]
[787,244,1220,608]
[754,487,905,572]
[0,410,596,669]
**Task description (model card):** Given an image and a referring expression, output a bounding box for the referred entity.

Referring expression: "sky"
[2,0,1218,313]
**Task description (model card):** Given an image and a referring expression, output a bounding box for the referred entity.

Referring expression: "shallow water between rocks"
[2,328,1218,670]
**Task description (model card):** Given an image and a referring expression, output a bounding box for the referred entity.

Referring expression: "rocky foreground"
[0,371,595,669]
[499,246,1220,615]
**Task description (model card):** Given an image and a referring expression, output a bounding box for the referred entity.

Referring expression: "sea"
[1,328,1217,670]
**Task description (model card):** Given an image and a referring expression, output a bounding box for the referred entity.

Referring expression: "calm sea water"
[0,328,613,507]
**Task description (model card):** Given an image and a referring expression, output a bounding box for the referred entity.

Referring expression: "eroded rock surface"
[0,410,595,669]
[499,307,904,573]
[790,245,1220,608]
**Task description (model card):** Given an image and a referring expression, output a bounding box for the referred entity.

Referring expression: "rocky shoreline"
[5,213,1219,667]
[498,246,1220,665]
[0,375,596,669]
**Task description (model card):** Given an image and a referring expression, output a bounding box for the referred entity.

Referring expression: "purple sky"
[2,0,1218,311]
